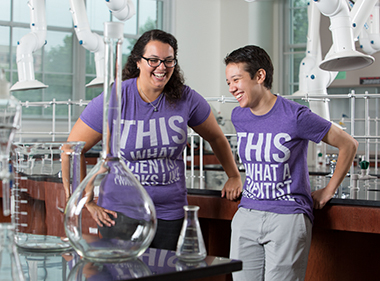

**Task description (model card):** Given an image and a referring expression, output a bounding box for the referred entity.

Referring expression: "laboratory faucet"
[350,160,377,199]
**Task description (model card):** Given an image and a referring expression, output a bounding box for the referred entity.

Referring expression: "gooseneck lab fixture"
[294,0,377,121]
[12,0,135,91]
[293,0,378,172]
[10,0,48,92]
[68,0,135,88]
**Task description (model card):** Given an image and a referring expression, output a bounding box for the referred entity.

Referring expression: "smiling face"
[226,62,277,115]
[225,62,264,109]
[137,40,175,95]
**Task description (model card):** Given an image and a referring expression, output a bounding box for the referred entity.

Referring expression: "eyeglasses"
[141,56,177,68]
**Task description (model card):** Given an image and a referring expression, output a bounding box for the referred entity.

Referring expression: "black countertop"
[17,247,242,281]
[186,167,380,208]
[16,161,380,208]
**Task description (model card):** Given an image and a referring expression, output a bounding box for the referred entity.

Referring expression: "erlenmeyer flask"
[64,22,156,262]
[0,223,25,281]
[176,205,206,262]
[12,141,85,251]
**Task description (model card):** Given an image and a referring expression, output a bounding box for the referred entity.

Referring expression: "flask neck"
[184,206,200,220]
[101,22,124,159]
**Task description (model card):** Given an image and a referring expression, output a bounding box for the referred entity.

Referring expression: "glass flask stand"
[64,22,156,262]
[176,205,207,262]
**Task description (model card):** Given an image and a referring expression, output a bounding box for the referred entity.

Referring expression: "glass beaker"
[0,69,21,217]
[11,141,84,251]
[0,223,25,281]
[176,205,207,262]
[64,21,156,262]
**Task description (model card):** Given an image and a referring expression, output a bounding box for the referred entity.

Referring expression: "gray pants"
[230,208,312,281]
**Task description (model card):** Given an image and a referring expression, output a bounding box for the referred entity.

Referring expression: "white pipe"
[69,0,104,88]
[307,2,323,60]
[52,98,56,141]
[315,0,356,56]
[367,2,380,49]
[104,0,136,21]
[351,0,378,38]
[314,0,342,16]
[365,94,370,165]
[375,98,378,172]
[199,136,204,189]
[294,2,321,96]
[358,1,380,54]
[350,90,356,188]
[190,133,195,189]
[11,0,48,91]
[294,1,336,120]
[360,27,378,54]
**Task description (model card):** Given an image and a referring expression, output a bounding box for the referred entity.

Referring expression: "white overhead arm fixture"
[10,0,48,92]
[105,0,136,21]
[69,0,135,88]
[294,0,378,121]
[69,0,105,88]
[314,0,375,71]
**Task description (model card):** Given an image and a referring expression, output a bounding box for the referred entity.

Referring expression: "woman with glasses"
[66,29,242,250]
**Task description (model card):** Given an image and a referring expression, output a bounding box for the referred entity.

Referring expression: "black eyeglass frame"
[140,56,177,68]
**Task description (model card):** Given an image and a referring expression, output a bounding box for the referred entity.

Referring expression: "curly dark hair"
[224,45,273,90]
[122,29,185,103]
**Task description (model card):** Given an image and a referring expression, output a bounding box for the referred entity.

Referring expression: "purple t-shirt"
[80,77,211,220]
[232,95,331,223]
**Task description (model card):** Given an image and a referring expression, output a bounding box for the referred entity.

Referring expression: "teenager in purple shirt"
[66,30,242,251]
[223,45,358,280]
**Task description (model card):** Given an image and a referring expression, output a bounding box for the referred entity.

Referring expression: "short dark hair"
[224,45,273,90]
[122,29,185,102]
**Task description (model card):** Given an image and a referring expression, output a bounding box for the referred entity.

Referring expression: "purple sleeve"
[296,106,331,143]
[186,87,211,127]
[80,93,104,133]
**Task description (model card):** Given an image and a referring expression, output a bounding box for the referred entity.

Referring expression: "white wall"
[173,0,223,101]
[172,0,281,131]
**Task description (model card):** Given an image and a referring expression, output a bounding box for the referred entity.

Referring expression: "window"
[283,0,309,95]
[0,0,168,121]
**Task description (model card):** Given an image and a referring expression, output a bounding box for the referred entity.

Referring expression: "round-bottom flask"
[176,205,207,262]
[64,157,156,262]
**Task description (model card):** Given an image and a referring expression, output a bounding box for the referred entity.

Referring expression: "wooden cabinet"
[0,179,98,237]
[188,193,380,281]
[306,205,380,281]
